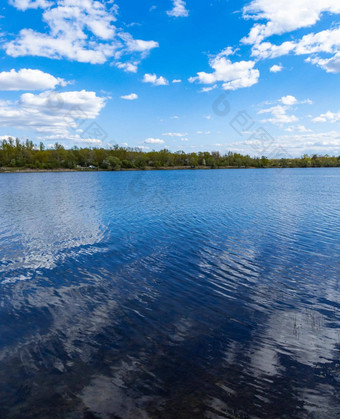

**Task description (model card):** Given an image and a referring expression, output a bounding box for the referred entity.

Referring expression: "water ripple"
[0,169,339,418]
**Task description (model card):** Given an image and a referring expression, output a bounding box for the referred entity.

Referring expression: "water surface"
[0,169,339,418]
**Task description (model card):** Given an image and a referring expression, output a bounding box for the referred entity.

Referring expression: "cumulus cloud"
[307,52,340,73]
[259,104,298,125]
[0,89,107,139]
[119,33,159,56]
[293,26,340,56]
[120,93,138,100]
[6,0,158,69]
[9,0,51,10]
[252,26,340,58]
[269,64,283,73]
[189,48,259,91]
[6,28,114,64]
[240,2,340,74]
[143,73,169,86]
[250,25,340,73]
[313,110,340,123]
[115,62,138,73]
[167,0,189,18]
[280,95,297,106]
[144,138,164,144]
[259,95,311,125]
[242,0,340,45]
[0,68,66,91]
[251,41,295,60]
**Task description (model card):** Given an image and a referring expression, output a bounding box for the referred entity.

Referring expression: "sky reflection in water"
[0,169,339,418]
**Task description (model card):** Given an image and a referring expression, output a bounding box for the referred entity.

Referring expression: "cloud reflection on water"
[0,170,339,418]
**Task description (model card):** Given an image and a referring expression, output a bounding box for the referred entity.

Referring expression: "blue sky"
[0,0,340,157]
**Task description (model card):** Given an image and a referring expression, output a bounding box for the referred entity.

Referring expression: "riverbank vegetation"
[1,138,339,171]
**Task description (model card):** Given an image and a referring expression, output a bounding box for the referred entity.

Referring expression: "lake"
[0,168,339,418]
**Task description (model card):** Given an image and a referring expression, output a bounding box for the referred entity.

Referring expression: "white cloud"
[0,135,15,141]
[143,73,169,86]
[9,0,51,10]
[119,33,159,56]
[230,130,340,156]
[77,138,103,145]
[259,95,312,125]
[251,40,295,60]
[277,131,340,154]
[242,0,340,45]
[307,52,340,73]
[39,134,103,145]
[144,138,164,144]
[313,110,340,123]
[167,0,189,18]
[6,28,115,64]
[253,26,340,58]
[120,93,138,100]
[189,48,259,91]
[115,62,138,73]
[285,125,312,133]
[280,95,297,105]
[269,64,283,73]
[200,85,217,93]
[0,68,66,91]
[259,104,298,125]
[172,79,182,83]
[293,26,340,55]
[251,26,340,73]
[162,132,187,137]
[6,0,158,68]
[0,89,106,139]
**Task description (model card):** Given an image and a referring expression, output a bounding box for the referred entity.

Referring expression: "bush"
[107,156,121,170]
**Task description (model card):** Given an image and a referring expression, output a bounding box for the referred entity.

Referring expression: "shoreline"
[0,166,256,173]
[0,166,338,173]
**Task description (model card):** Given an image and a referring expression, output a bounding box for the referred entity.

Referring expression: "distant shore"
[1,140,339,171]
[0,166,254,173]
[0,165,337,173]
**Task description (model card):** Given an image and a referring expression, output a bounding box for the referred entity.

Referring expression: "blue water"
[0,168,339,418]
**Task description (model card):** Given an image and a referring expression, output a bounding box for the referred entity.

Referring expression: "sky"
[0,0,339,157]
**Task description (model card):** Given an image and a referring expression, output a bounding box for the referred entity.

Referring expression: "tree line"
[1,138,339,170]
